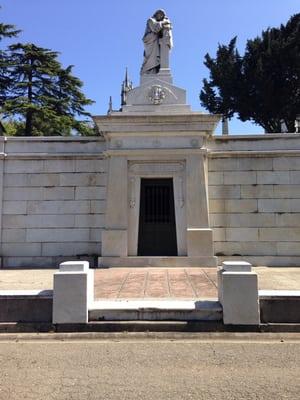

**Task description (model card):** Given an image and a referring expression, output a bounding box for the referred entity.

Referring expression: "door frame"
[138,177,178,256]
[128,161,187,256]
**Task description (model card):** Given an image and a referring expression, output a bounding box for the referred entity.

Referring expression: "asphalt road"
[0,334,299,400]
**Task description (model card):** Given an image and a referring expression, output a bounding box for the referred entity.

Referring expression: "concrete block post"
[52,261,94,324]
[218,261,260,325]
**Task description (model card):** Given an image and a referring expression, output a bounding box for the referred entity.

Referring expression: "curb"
[0,330,299,342]
[0,321,300,335]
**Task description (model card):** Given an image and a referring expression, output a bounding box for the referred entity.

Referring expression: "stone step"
[89,299,222,321]
[98,256,217,268]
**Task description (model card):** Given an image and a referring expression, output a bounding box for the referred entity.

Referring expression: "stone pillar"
[53,261,94,324]
[101,156,128,257]
[218,261,260,325]
[186,154,214,258]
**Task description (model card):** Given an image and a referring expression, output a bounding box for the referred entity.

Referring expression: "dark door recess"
[138,178,178,256]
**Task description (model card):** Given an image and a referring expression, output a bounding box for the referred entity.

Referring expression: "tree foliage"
[0,10,95,136]
[200,13,300,132]
[0,8,20,105]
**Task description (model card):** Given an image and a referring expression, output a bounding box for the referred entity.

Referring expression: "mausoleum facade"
[1,10,300,268]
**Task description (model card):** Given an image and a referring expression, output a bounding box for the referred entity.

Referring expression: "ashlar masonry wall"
[0,137,107,267]
[208,134,300,266]
[1,134,300,268]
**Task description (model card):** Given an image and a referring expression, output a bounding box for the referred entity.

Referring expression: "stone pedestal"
[52,261,94,324]
[218,261,260,325]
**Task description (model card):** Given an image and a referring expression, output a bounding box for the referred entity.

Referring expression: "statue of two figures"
[141,9,173,75]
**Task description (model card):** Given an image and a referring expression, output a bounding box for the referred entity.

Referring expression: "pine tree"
[0,9,21,106]
[200,13,300,133]
[0,23,20,41]
[3,43,94,136]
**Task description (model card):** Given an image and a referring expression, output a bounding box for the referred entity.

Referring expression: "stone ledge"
[3,136,105,142]
[259,290,300,298]
[4,153,106,160]
[218,255,300,267]
[209,150,300,158]
[98,256,218,268]
[89,299,222,321]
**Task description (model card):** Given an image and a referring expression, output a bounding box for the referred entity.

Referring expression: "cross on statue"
[141,9,173,75]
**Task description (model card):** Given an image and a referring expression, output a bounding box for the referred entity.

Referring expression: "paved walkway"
[0,267,299,299]
[94,268,218,299]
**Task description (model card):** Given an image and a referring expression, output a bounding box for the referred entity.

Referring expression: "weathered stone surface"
[208,172,223,185]
[60,173,106,187]
[226,228,259,242]
[2,228,26,243]
[2,214,75,229]
[75,186,106,200]
[44,159,75,173]
[3,201,27,214]
[26,228,90,242]
[210,213,275,228]
[258,199,300,212]
[276,242,300,256]
[224,171,256,185]
[27,200,90,214]
[187,228,214,257]
[225,199,258,213]
[75,159,107,173]
[215,241,277,256]
[237,158,273,171]
[4,160,44,173]
[209,185,240,199]
[42,242,99,257]
[43,187,74,200]
[241,185,274,199]
[75,214,105,228]
[90,200,106,214]
[257,171,290,184]
[2,243,42,257]
[4,187,43,201]
[259,228,300,242]
[101,230,127,257]
[275,213,300,226]
[273,156,300,170]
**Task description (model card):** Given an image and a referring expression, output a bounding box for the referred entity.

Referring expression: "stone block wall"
[208,134,300,266]
[1,134,300,268]
[0,137,107,267]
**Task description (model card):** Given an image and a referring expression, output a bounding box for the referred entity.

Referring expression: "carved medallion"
[148,85,166,105]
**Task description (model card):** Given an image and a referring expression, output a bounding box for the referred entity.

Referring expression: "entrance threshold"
[98,256,217,268]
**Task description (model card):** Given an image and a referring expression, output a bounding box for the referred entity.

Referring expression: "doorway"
[138,178,178,256]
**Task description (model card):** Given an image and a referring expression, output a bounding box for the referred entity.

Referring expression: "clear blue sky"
[1,0,299,134]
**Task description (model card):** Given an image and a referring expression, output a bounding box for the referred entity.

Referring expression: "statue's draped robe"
[141,17,172,74]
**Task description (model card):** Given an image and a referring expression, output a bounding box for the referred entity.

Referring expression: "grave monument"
[94,9,220,267]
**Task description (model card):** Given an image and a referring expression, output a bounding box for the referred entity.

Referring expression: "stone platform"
[0,267,300,325]
[0,267,299,297]
[94,268,217,299]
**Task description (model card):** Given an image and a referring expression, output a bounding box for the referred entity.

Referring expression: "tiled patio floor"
[94,268,218,299]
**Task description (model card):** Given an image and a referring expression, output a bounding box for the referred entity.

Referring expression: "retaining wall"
[208,134,300,266]
[0,137,107,267]
[1,134,300,267]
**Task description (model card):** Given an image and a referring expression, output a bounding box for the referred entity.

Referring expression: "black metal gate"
[138,178,178,256]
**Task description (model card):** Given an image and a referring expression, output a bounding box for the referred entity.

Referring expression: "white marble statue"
[141,9,173,75]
